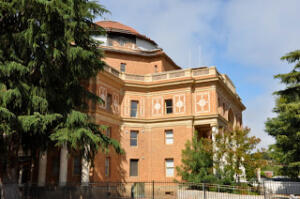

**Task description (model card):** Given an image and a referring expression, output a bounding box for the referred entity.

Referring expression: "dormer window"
[120,63,126,72]
[118,37,126,46]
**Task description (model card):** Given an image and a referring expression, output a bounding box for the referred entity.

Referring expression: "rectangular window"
[165,99,173,114]
[107,93,112,111]
[120,63,126,72]
[165,159,174,177]
[130,159,139,176]
[52,158,59,176]
[73,156,81,176]
[130,131,138,146]
[165,130,174,145]
[130,100,138,117]
[105,157,110,177]
[106,127,111,138]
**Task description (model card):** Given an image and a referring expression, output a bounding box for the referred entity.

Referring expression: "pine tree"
[265,50,300,179]
[176,134,217,183]
[0,0,121,189]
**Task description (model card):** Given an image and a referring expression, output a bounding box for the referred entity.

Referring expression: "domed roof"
[95,20,157,45]
[96,21,139,35]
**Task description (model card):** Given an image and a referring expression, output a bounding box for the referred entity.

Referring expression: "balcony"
[102,65,237,95]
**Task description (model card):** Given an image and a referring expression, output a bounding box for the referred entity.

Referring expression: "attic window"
[120,63,126,72]
[118,37,126,46]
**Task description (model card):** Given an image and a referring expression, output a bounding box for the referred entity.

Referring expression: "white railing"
[103,65,236,94]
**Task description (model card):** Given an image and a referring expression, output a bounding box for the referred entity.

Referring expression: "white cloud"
[222,0,300,69]
[243,89,277,149]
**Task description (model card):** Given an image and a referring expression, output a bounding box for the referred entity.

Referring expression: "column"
[257,168,261,183]
[211,125,219,174]
[81,146,90,185]
[59,143,68,186]
[18,166,23,185]
[37,151,47,186]
[81,157,90,186]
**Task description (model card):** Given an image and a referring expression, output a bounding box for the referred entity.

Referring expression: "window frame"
[130,159,139,177]
[130,100,139,118]
[106,126,111,138]
[154,65,158,73]
[165,159,174,177]
[130,130,138,147]
[73,155,81,176]
[165,130,174,145]
[105,157,110,177]
[120,63,126,72]
[106,93,112,112]
[165,99,173,114]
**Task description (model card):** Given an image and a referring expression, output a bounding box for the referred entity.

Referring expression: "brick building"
[32,21,245,186]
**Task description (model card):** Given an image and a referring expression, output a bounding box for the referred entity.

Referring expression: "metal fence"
[1,181,300,199]
[263,180,300,199]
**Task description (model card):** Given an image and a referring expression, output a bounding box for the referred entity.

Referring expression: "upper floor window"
[105,157,110,177]
[120,63,126,72]
[154,65,158,73]
[165,130,174,145]
[130,131,138,146]
[107,93,112,112]
[165,99,173,114]
[118,37,126,46]
[165,159,174,177]
[130,100,138,117]
[130,159,139,177]
[106,127,111,138]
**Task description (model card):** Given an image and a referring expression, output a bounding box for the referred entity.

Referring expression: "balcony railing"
[102,65,237,94]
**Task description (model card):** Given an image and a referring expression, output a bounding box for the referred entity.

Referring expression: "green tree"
[176,134,216,183]
[214,127,262,184]
[260,145,284,177]
[0,0,121,190]
[265,50,300,179]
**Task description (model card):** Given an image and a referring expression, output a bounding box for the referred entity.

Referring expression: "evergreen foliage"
[0,0,121,183]
[265,50,300,179]
[176,134,217,183]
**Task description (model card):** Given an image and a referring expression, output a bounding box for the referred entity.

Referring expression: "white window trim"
[165,130,174,145]
[130,131,138,147]
[165,159,174,177]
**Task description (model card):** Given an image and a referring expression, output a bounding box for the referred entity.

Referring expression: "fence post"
[203,183,207,199]
[152,181,154,199]
[107,182,109,198]
[263,181,267,199]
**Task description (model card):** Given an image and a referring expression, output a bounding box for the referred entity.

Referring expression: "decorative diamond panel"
[195,91,210,113]
[97,86,107,109]
[152,97,163,116]
[112,93,119,114]
[173,94,185,114]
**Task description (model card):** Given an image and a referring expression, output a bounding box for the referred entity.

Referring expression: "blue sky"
[97,0,300,148]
